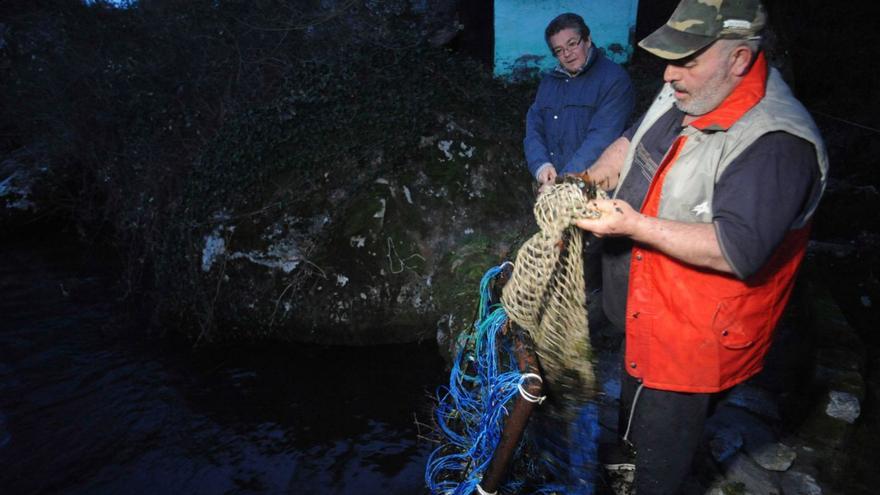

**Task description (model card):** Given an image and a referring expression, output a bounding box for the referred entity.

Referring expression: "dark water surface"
[0,240,446,494]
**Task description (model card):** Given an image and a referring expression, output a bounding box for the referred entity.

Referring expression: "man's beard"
[672,69,733,116]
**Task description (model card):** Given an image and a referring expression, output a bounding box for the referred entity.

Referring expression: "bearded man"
[574,1,828,492]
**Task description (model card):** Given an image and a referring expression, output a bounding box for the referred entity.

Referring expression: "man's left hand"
[574,199,643,238]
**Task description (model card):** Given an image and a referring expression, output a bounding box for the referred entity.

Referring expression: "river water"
[0,239,446,494]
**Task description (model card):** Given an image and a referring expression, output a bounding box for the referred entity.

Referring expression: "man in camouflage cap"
[574,0,828,492]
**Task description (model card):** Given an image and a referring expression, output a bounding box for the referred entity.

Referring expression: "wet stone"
[725,383,781,421]
[813,365,866,401]
[747,442,796,472]
[705,405,776,453]
[780,471,823,495]
[703,483,728,495]
[709,426,743,463]
[824,390,861,423]
[720,453,782,495]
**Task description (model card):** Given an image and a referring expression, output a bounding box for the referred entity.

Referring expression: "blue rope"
[425,264,599,495]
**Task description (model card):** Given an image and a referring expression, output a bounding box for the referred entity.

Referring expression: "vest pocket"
[712,294,755,349]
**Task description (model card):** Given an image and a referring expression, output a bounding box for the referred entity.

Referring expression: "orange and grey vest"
[615,54,828,393]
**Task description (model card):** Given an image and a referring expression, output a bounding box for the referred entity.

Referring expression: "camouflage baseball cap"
[639,0,766,60]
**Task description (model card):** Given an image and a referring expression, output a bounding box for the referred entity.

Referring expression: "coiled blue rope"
[425,264,598,495]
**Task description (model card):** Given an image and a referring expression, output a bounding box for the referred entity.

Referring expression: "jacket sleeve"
[713,132,820,280]
[562,70,635,174]
[523,85,552,178]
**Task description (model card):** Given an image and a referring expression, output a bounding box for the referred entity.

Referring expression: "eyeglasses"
[553,37,583,58]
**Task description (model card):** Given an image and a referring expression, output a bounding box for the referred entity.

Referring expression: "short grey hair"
[717,37,762,57]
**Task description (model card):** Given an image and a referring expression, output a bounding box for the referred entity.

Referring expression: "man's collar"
[688,51,768,131]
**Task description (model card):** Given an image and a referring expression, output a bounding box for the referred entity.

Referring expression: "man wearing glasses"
[524,13,635,192]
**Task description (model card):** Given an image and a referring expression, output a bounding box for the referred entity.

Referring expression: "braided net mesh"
[501,179,605,420]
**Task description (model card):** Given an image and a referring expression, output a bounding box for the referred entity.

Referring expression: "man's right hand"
[535,163,557,195]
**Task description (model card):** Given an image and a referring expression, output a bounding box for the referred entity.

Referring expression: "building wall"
[494,0,639,78]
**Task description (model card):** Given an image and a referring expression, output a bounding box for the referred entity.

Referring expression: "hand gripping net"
[501,178,604,418]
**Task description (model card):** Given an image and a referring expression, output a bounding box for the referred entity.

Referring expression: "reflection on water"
[0,240,445,494]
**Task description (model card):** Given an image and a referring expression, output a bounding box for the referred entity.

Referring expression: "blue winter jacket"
[524,47,635,178]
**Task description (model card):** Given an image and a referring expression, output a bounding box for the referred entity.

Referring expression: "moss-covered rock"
[0,2,551,345]
[162,83,536,344]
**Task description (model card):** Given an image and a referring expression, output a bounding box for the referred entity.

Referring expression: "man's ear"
[730,46,754,77]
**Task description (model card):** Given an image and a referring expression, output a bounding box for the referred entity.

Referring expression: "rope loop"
[475,484,498,495]
[517,373,546,404]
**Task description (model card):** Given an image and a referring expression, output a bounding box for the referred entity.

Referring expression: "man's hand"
[535,163,557,195]
[574,199,643,237]
[575,198,736,274]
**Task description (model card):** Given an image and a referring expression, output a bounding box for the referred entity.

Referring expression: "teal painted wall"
[494,0,639,78]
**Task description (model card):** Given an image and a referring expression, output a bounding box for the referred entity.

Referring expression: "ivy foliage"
[1,1,538,338]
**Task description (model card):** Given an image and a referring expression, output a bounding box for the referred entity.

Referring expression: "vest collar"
[689,51,768,132]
